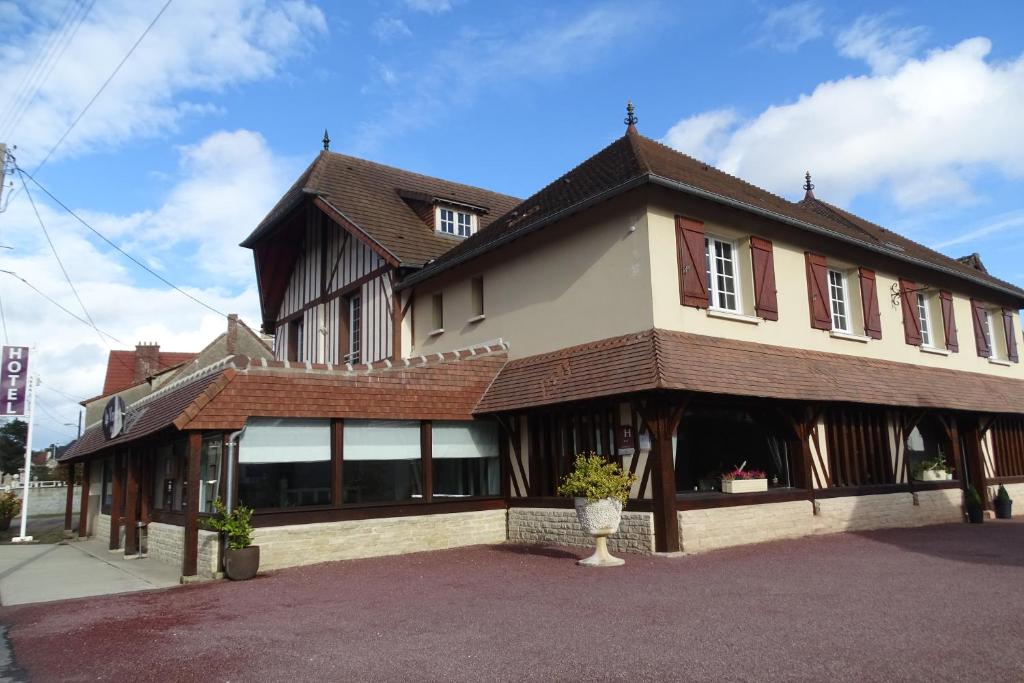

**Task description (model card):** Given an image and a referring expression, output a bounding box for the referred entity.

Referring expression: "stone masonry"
[678,501,815,553]
[146,522,219,578]
[508,508,655,554]
[95,513,110,545]
[253,509,508,572]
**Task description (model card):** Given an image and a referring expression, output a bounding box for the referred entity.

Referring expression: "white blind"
[432,421,499,459]
[344,420,420,461]
[239,418,331,464]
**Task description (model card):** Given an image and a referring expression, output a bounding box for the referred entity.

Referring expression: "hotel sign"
[0,346,29,416]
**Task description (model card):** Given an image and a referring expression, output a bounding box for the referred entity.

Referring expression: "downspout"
[225,426,246,513]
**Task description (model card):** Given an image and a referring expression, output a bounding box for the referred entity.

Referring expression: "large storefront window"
[675,405,795,493]
[200,436,223,513]
[239,419,331,509]
[432,421,500,498]
[100,457,114,514]
[906,415,956,481]
[152,439,188,512]
[343,420,422,504]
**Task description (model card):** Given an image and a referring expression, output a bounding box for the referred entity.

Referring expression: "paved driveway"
[3,520,1024,682]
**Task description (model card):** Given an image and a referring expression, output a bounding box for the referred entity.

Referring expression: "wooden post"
[109,453,124,550]
[331,419,343,507]
[391,275,403,362]
[63,463,75,535]
[962,417,989,507]
[637,397,684,553]
[77,460,91,539]
[421,420,433,503]
[124,452,140,555]
[183,432,202,577]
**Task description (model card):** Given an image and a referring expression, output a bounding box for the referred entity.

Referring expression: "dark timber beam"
[77,460,91,539]
[124,452,140,555]
[63,463,75,537]
[183,432,202,577]
[637,395,686,553]
[421,421,433,503]
[109,453,125,551]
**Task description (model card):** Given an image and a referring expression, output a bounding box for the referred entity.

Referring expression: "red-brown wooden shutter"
[804,253,831,330]
[898,279,921,345]
[939,291,958,352]
[1003,308,1018,362]
[675,216,708,309]
[971,298,991,358]
[749,237,778,321]
[858,268,882,339]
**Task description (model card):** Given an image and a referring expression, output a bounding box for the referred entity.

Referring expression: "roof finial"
[624,100,638,133]
[803,171,815,200]
[322,129,330,151]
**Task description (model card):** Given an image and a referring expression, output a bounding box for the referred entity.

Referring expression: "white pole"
[13,375,36,542]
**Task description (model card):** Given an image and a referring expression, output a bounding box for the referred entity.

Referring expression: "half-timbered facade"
[61,110,1024,578]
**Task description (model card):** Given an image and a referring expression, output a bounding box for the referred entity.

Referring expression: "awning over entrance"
[474,328,1024,415]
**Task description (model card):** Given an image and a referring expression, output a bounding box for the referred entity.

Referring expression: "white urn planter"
[721,478,768,494]
[918,469,947,482]
[574,497,624,567]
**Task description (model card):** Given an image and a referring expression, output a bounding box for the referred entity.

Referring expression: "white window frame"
[983,308,999,359]
[436,206,477,237]
[917,292,933,347]
[703,235,741,313]
[347,294,362,364]
[827,268,851,333]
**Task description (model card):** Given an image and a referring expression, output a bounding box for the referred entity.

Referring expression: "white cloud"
[0,0,326,166]
[663,109,739,162]
[355,3,655,150]
[932,210,1024,250]
[404,0,457,14]
[755,1,824,53]
[372,16,412,43]
[836,13,927,75]
[660,35,1024,209]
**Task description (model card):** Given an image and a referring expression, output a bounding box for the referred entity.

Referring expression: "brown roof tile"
[475,328,1024,415]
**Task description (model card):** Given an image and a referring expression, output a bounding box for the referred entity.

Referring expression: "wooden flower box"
[721,478,768,494]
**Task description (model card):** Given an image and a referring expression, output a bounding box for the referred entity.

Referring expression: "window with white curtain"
[343,420,422,504]
[431,421,500,498]
[199,436,223,514]
[238,418,331,509]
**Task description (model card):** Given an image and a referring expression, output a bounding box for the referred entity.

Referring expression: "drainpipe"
[224,426,245,513]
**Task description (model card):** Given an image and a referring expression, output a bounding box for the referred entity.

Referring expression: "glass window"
[983,309,999,358]
[343,420,422,504]
[470,277,484,318]
[432,293,444,331]
[199,436,222,514]
[100,457,113,514]
[457,211,473,237]
[828,269,849,332]
[432,421,500,498]
[439,208,455,234]
[151,441,187,512]
[347,294,362,364]
[704,237,739,311]
[918,293,932,347]
[239,418,331,509]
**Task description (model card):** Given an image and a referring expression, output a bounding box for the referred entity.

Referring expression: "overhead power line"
[0,269,124,345]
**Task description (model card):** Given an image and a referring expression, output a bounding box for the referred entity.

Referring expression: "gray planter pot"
[224,545,260,580]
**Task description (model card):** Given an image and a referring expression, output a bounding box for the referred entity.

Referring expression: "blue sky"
[1,0,1023,448]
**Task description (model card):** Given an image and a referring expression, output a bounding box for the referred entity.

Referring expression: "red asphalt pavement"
[4,519,1024,682]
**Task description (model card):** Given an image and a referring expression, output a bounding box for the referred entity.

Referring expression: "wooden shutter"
[898,279,921,346]
[804,252,831,330]
[749,237,778,321]
[675,216,708,309]
[939,291,958,352]
[858,268,882,339]
[971,298,991,358]
[1003,309,1018,362]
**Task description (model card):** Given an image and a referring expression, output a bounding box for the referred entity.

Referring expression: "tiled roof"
[475,328,1024,415]
[403,129,1024,301]
[181,343,509,431]
[100,350,196,396]
[240,151,521,267]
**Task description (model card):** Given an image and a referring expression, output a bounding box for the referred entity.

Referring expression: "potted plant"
[558,453,637,567]
[965,487,985,524]
[205,499,259,580]
[721,465,768,493]
[994,484,1013,520]
[914,455,948,482]
[0,491,20,531]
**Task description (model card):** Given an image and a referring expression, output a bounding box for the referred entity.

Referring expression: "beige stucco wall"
[647,189,1024,379]
[252,509,508,572]
[508,507,655,554]
[410,192,654,359]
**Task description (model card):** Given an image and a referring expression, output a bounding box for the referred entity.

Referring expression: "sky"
[0,0,1023,450]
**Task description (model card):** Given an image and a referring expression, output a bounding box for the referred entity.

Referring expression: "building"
[61,109,1024,578]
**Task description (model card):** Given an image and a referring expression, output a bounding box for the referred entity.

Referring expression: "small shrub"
[0,491,20,519]
[965,487,983,508]
[204,499,254,550]
[557,453,637,505]
[995,484,1012,503]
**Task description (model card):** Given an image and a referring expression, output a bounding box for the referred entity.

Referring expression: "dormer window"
[437,206,476,238]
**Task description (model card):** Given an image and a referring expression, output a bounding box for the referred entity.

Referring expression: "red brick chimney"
[134,342,160,382]
[226,314,239,355]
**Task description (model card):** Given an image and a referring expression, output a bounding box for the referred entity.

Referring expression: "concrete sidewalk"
[0,540,181,606]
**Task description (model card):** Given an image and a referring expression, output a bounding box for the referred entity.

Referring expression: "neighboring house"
[62,109,1024,579]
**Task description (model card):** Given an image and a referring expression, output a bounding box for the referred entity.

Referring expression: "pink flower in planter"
[721,467,767,481]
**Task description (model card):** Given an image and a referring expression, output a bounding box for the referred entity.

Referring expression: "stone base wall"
[678,501,815,553]
[909,489,964,526]
[813,491,964,533]
[95,513,110,545]
[9,485,81,516]
[989,482,1024,506]
[146,522,219,578]
[508,508,655,554]
[253,510,508,572]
